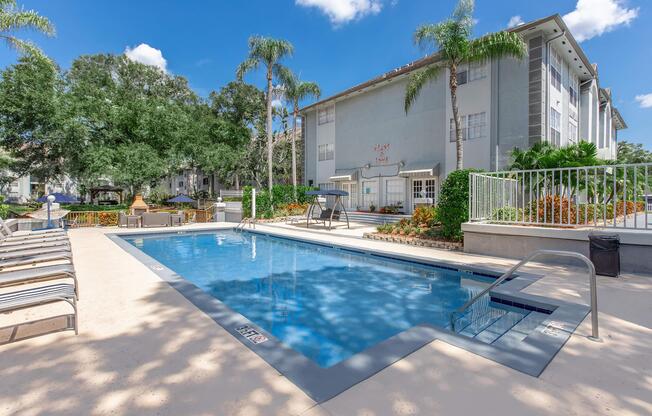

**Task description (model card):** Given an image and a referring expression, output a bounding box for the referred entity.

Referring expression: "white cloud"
[507,15,524,29]
[635,94,652,109]
[563,0,638,42]
[124,43,167,72]
[296,0,384,24]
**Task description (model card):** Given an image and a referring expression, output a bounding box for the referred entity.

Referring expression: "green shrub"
[243,185,316,219]
[68,204,129,212]
[437,169,481,241]
[491,207,523,222]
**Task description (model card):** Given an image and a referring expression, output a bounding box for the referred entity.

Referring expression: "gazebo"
[90,185,124,204]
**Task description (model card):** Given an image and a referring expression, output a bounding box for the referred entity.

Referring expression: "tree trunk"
[450,63,463,170]
[291,104,298,201]
[266,67,274,192]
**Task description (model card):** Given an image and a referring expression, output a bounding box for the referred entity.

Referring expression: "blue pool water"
[123,230,530,367]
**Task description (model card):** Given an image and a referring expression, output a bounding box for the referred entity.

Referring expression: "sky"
[1,0,651,149]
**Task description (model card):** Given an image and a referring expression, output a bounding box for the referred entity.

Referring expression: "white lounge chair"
[0,218,67,241]
[0,263,78,297]
[0,240,70,253]
[0,283,78,334]
[0,251,73,270]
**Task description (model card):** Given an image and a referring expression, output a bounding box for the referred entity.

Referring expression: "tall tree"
[277,68,320,198]
[617,141,652,164]
[236,35,293,191]
[404,0,526,170]
[0,0,54,55]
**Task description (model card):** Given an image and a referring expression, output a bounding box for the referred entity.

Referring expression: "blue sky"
[2,0,651,149]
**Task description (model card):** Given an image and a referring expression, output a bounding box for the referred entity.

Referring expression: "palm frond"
[0,34,41,55]
[0,9,55,36]
[276,65,296,91]
[468,31,527,63]
[404,64,442,113]
[296,81,321,102]
[453,0,474,28]
[0,0,17,9]
[247,35,293,66]
[235,57,259,81]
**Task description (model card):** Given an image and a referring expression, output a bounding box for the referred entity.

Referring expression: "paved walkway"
[0,223,650,415]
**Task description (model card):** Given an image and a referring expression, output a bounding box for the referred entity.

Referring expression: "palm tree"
[236,35,294,192]
[277,68,321,198]
[404,0,526,170]
[0,0,55,54]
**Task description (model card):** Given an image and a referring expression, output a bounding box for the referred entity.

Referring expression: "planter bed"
[363,232,463,251]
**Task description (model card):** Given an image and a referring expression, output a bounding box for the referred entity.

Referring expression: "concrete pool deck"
[0,223,650,415]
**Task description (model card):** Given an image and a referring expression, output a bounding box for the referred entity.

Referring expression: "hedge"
[243,185,317,218]
[437,169,481,240]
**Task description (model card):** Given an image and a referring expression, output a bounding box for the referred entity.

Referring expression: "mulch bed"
[363,232,463,251]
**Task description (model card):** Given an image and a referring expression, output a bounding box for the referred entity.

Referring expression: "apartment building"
[300,14,627,214]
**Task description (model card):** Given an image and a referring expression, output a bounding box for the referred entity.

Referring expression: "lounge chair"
[1,246,71,260]
[0,240,70,253]
[1,233,68,247]
[0,263,78,297]
[0,251,73,270]
[0,283,78,334]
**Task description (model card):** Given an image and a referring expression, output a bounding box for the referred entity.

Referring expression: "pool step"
[473,311,527,344]
[492,311,550,349]
[457,309,506,337]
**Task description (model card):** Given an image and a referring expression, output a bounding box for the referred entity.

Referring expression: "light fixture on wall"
[364,163,371,170]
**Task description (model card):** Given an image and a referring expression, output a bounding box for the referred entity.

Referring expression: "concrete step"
[474,311,527,344]
[492,311,550,348]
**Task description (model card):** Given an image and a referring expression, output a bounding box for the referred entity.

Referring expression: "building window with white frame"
[550,107,561,146]
[318,105,335,125]
[568,121,578,143]
[469,60,487,81]
[318,143,334,161]
[450,112,486,142]
[569,74,579,109]
[550,49,562,92]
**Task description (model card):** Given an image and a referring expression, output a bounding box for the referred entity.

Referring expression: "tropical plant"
[404,0,526,170]
[437,168,481,240]
[0,0,54,55]
[277,68,321,199]
[617,141,652,164]
[236,36,294,192]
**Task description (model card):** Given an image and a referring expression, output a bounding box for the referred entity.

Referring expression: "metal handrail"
[235,217,255,231]
[451,250,599,341]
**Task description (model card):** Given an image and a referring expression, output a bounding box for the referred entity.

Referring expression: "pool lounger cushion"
[0,283,78,334]
[1,246,72,260]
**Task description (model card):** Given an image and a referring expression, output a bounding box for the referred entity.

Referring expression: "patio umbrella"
[36,192,79,204]
[166,194,195,204]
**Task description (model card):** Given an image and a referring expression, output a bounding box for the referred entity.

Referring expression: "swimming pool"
[122,230,534,367]
[114,228,588,402]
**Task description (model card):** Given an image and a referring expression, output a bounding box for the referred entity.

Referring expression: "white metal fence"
[469,163,652,230]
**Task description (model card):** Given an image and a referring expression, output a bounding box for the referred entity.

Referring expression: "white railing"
[220,189,243,198]
[469,163,652,229]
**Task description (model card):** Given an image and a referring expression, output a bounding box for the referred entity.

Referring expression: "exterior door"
[340,182,358,210]
[384,178,406,210]
[412,178,437,212]
[361,180,378,211]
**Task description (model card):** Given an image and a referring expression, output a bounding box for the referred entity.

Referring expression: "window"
[550,108,561,146]
[456,69,468,85]
[449,112,486,142]
[178,181,184,188]
[318,105,335,125]
[202,177,209,185]
[318,143,334,161]
[469,60,487,81]
[412,179,437,211]
[467,112,486,140]
[568,121,578,143]
[362,181,378,208]
[550,49,561,92]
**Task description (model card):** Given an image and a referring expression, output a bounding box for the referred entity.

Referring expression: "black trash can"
[588,233,620,277]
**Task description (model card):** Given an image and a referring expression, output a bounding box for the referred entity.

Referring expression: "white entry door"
[412,178,437,212]
[361,180,378,210]
[384,178,406,208]
[340,182,358,210]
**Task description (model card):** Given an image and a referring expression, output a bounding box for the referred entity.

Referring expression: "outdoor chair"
[286,206,312,225]
[1,246,71,260]
[0,239,70,253]
[0,263,78,298]
[1,233,68,247]
[0,251,73,270]
[141,212,171,228]
[0,283,78,334]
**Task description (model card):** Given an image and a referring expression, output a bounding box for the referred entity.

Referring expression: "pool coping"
[107,227,590,403]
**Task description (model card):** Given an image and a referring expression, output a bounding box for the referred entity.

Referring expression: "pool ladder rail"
[450,250,600,341]
[235,217,256,232]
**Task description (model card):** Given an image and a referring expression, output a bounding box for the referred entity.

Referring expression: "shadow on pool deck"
[0,226,650,416]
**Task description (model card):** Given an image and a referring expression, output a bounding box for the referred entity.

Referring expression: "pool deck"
[0,222,651,416]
